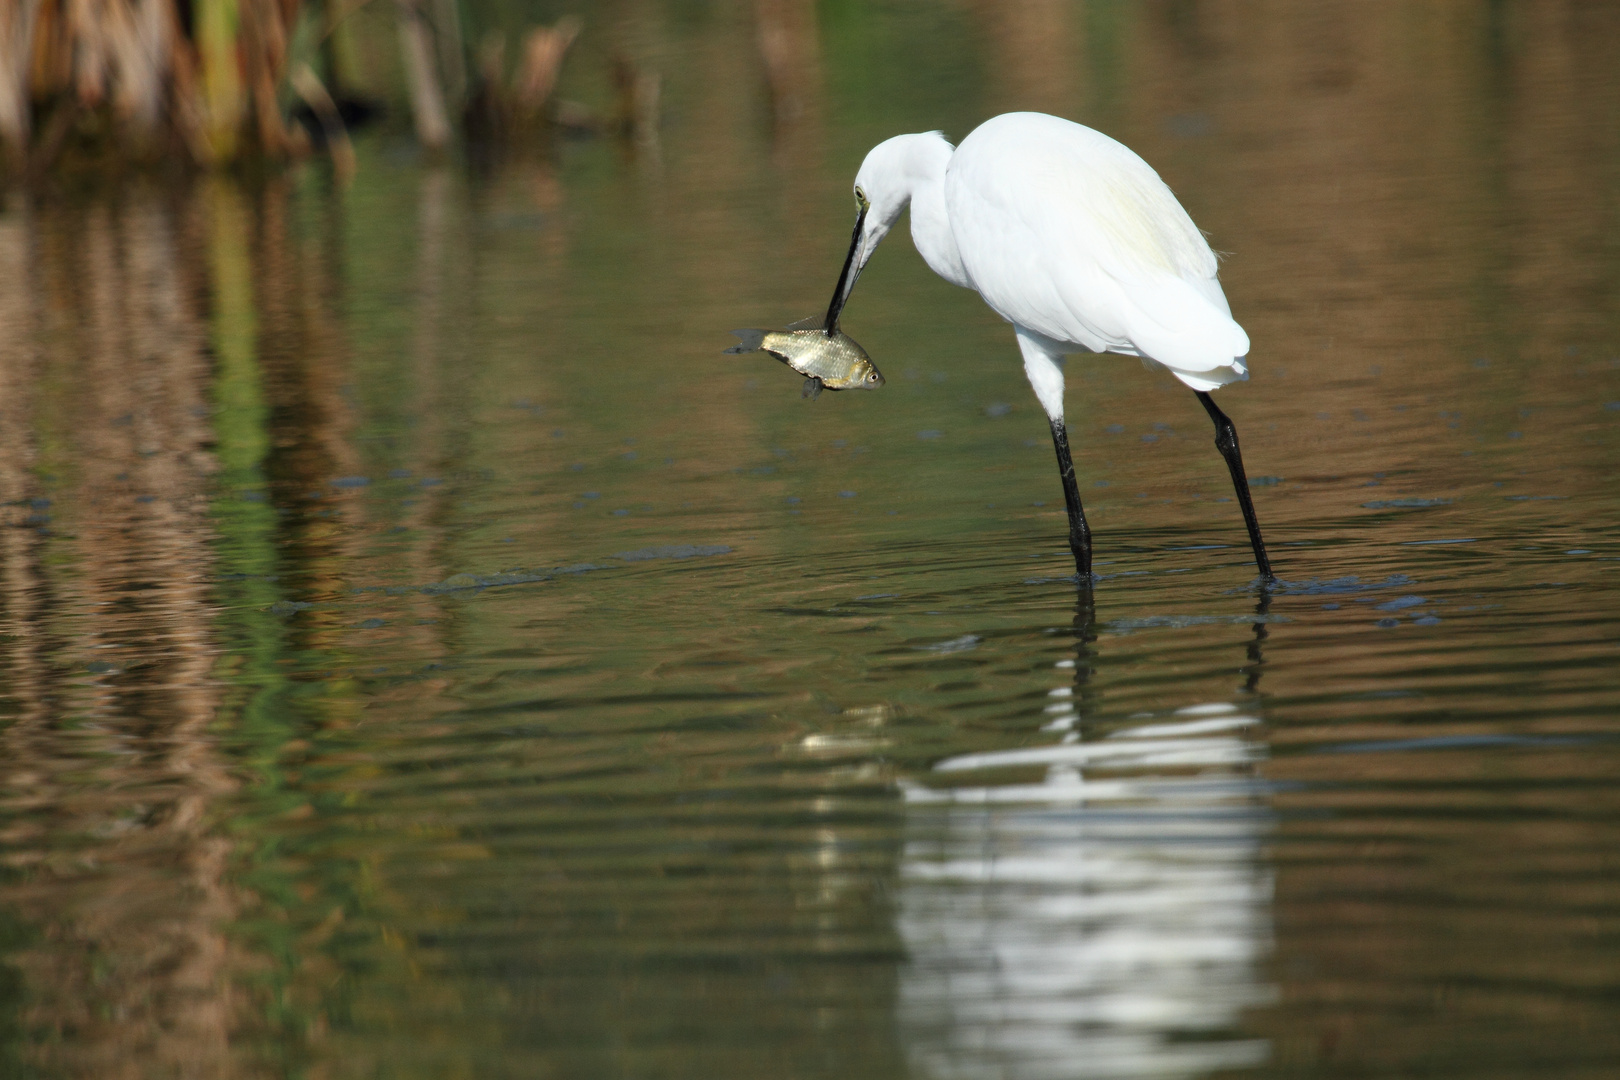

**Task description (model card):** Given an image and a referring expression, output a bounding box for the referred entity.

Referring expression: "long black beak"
[822,205,867,334]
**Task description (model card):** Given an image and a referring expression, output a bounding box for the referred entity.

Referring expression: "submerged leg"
[1017,329,1092,579]
[1195,390,1274,579]
[1049,418,1092,577]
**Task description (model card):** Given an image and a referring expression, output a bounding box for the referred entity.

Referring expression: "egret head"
[824,132,952,332]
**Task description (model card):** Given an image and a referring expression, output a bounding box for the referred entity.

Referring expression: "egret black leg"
[1195,391,1274,580]
[1049,418,1092,579]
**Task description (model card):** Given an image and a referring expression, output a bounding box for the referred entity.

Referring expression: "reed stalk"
[0,0,587,178]
[395,0,450,152]
[0,0,43,163]
[197,0,244,161]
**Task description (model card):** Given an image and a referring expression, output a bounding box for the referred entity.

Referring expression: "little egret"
[825,112,1273,581]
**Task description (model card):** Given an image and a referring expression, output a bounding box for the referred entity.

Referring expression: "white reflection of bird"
[898,706,1275,1079]
[824,112,1273,581]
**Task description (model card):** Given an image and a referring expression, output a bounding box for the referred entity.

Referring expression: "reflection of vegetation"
[203,173,442,1072]
[0,908,32,1077]
[203,178,315,1062]
[0,183,249,1076]
[205,180,293,784]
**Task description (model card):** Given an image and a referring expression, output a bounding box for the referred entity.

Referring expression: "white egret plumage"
[825,112,1273,580]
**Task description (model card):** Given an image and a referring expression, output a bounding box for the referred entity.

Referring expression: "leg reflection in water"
[1244,586,1272,696]
[896,592,1276,1079]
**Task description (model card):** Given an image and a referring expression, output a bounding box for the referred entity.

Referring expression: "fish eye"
[867,371,880,383]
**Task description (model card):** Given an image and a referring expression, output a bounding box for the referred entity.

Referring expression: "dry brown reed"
[463,16,591,163]
[0,0,304,174]
[0,0,583,180]
[395,0,451,151]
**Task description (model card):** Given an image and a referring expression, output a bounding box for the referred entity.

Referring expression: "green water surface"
[2,3,1619,1078]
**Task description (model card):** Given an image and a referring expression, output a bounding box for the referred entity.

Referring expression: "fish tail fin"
[723,329,767,354]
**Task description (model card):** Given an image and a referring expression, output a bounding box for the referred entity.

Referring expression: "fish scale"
[724,326,885,399]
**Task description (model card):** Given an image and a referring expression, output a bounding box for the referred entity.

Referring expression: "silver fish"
[724,325,885,399]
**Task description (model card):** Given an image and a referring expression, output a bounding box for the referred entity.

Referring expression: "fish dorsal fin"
[785,315,828,332]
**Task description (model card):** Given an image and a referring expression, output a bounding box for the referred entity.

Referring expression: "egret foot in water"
[1195,390,1274,580]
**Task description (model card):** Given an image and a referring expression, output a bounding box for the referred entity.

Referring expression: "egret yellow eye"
[854,187,869,209]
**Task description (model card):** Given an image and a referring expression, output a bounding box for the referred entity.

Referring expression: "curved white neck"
[861,133,973,291]
[909,172,972,290]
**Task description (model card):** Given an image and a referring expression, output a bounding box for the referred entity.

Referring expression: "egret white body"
[825,112,1273,579]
